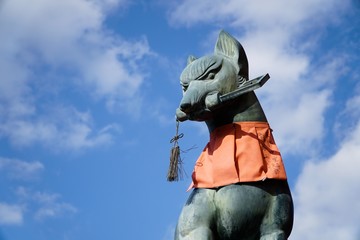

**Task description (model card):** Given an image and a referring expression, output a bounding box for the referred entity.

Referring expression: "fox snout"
[177,80,222,121]
[179,80,211,113]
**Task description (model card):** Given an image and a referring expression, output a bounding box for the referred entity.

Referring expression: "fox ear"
[215,30,248,80]
[187,55,197,65]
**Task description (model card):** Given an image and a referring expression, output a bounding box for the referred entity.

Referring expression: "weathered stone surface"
[174,30,293,240]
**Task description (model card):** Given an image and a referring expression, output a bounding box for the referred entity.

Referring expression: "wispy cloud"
[0,203,24,225]
[0,106,120,150]
[16,187,78,221]
[169,0,348,29]
[0,156,77,224]
[0,157,44,180]
[0,0,151,150]
[292,119,360,239]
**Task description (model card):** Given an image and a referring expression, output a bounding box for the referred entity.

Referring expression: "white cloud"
[0,157,44,180]
[343,94,360,120]
[291,120,360,239]
[0,106,120,149]
[34,202,77,221]
[168,0,351,155]
[16,187,78,221]
[267,90,331,154]
[0,203,24,225]
[169,0,348,30]
[0,0,150,149]
[32,192,78,221]
[0,170,77,224]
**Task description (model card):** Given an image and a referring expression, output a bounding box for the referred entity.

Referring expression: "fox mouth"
[177,91,221,122]
[179,100,205,114]
[176,106,212,122]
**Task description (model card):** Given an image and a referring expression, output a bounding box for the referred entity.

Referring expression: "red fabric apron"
[189,121,287,189]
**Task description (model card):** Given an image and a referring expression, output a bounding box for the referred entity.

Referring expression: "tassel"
[167,120,184,181]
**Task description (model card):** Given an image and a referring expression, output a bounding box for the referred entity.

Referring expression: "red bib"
[189,122,287,189]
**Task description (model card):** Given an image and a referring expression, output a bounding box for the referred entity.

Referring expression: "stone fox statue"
[174,31,294,240]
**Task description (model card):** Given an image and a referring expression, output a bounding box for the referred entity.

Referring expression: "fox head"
[177,30,249,121]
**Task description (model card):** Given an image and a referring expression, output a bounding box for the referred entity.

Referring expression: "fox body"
[174,31,293,240]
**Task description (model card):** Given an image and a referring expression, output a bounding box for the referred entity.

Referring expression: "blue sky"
[0,0,359,239]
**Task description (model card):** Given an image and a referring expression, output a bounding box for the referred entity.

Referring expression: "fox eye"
[207,72,215,79]
[200,71,216,80]
[181,84,188,92]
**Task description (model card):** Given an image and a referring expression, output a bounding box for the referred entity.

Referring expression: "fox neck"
[205,91,267,133]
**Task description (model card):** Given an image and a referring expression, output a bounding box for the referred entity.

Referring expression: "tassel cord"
[167,120,184,181]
